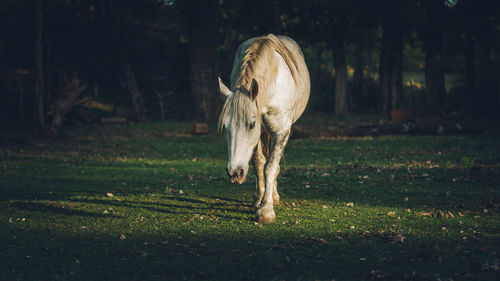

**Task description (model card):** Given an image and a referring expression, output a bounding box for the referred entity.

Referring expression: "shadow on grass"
[7,201,120,218]
[64,197,255,221]
[2,223,499,281]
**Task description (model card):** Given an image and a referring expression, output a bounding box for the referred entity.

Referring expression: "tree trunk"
[34,0,46,129]
[353,45,364,95]
[155,90,166,121]
[379,9,404,114]
[186,0,220,122]
[379,16,391,114]
[334,38,348,116]
[391,28,403,110]
[121,61,145,121]
[425,38,445,108]
[379,4,403,114]
[18,81,24,125]
[464,31,476,98]
[44,1,52,117]
[424,0,446,108]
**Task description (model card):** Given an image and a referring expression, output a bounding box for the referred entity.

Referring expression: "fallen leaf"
[106,193,114,197]
[387,211,396,216]
[347,202,354,207]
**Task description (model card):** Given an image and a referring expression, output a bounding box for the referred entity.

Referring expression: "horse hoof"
[256,207,276,224]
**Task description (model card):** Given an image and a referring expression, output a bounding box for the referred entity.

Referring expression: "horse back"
[275,36,310,124]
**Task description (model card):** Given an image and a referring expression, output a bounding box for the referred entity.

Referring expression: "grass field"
[1,120,499,280]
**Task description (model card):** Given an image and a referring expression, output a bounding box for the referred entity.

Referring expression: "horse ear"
[218,77,232,98]
[249,79,258,101]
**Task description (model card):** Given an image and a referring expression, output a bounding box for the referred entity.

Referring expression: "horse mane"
[234,34,299,94]
[218,34,299,133]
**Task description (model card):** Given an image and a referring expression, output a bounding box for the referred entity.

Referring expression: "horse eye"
[249,121,256,130]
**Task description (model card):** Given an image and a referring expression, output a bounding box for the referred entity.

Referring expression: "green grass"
[1,121,500,280]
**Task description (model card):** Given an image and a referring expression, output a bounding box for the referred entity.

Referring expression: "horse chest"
[261,106,292,132]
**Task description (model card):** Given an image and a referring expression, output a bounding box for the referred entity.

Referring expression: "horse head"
[218,77,261,184]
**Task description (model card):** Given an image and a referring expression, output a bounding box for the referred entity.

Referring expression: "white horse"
[218,34,310,223]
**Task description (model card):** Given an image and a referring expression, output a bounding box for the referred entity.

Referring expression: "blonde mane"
[234,34,299,94]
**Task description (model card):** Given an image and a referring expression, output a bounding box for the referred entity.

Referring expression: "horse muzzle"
[226,166,247,184]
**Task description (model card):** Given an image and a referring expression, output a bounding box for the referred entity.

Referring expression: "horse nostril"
[236,168,244,178]
[226,166,245,182]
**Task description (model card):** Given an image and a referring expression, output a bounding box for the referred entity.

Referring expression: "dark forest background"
[1,0,499,137]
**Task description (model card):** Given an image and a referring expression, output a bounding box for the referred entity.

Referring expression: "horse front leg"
[256,129,290,223]
[251,140,266,209]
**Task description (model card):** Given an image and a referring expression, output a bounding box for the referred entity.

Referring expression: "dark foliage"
[0,0,499,131]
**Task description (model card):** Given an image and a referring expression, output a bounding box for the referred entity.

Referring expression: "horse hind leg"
[251,140,266,209]
[272,166,280,205]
